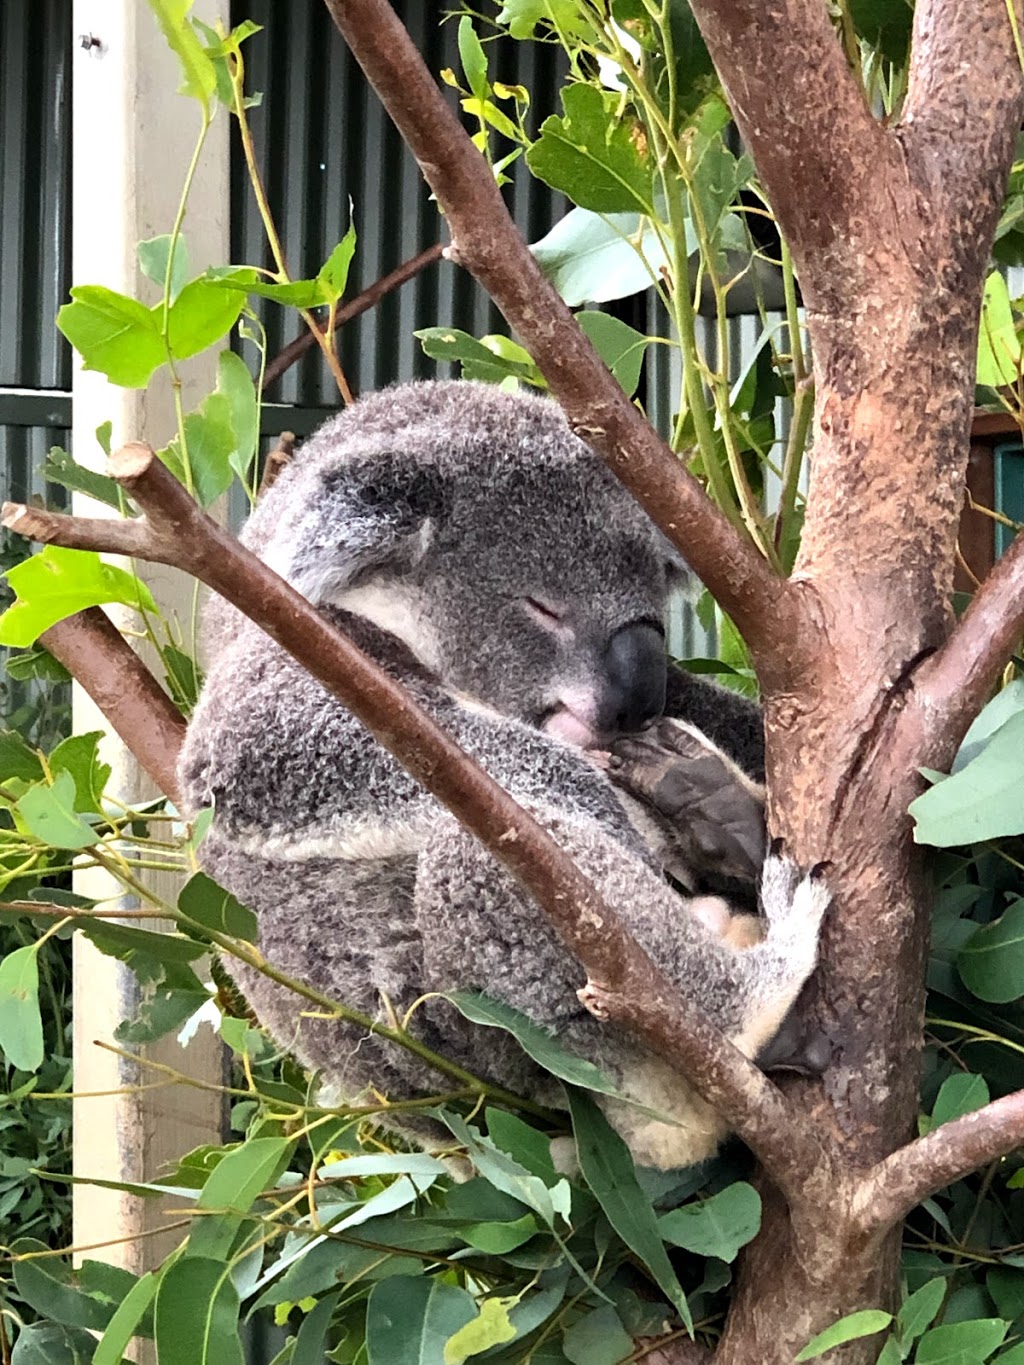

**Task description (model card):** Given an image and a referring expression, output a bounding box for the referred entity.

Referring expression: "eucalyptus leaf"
[977,272,1021,386]
[366,1276,477,1365]
[56,285,165,388]
[915,1317,1008,1362]
[49,732,111,814]
[958,899,1024,1003]
[41,447,123,510]
[9,1321,99,1365]
[186,1136,293,1261]
[657,1182,761,1262]
[794,1310,893,1360]
[910,712,1024,845]
[138,233,191,302]
[929,1073,990,1131]
[527,84,656,215]
[153,1256,244,1365]
[562,1304,632,1365]
[897,1277,947,1345]
[566,1090,690,1330]
[444,1296,517,1364]
[15,771,98,850]
[531,208,672,306]
[0,546,158,649]
[178,871,259,942]
[147,0,218,111]
[575,310,651,397]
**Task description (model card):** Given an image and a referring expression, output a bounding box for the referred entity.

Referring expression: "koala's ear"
[660,537,694,597]
[276,460,449,605]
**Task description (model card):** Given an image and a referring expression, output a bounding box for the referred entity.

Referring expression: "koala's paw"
[759,851,831,942]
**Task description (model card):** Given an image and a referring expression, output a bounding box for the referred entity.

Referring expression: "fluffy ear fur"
[266,459,448,605]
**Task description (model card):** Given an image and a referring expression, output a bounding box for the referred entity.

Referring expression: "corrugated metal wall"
[233,0,567,407]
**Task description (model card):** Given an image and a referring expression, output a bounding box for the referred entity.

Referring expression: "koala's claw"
[760,853,832,936]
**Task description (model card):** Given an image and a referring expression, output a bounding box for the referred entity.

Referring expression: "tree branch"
[2,452,827,1207]
[910,525,1024,749]
[901,0,1023,252]
[685,0,901,311]
[852,1089,1024,1239]
[319,0,791,663]
[262,242,444,390]
[39,607,186,807]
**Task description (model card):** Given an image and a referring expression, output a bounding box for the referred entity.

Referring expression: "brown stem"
[319,0,793,670]
[852,1089,1024,1239]
[258,431,295,499]
[3,449,825,1206]
[911,525,1024,749]
[263,243,444,390]
[39,607,186,806]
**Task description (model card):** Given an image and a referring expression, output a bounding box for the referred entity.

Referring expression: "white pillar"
[70,0,229,1282]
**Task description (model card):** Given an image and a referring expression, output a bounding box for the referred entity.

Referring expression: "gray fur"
[180,380,824,1169]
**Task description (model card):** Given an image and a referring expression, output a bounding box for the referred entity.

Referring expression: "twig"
[39,606,186,805]
[258,431,295,499]
[911,524,1024,746]
[852,1089,1024,1239]
[320,0,793,669]
[262,243,444,390]
[3,447,826,1207]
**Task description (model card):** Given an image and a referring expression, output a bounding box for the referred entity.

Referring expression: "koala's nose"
[598,622,667,736]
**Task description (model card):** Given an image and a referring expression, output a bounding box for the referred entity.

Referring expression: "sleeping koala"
[179,380,827,1169]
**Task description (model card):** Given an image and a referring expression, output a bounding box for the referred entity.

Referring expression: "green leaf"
[565,1090,690,1330]
[215,351,259,485]
[147,0,218,111]
[531,208,671,307]
[138,233,192,303]
[958,899,1024,1003]
[0,731,44,783]
[187,1137,292,1260]
[485,1107,558,1183]
[318,1152,449,1180]
[0,947,44,1071]
[8,1321,99,1364]
[457,16,489,102]
[444,1296,517,1363]
[876,1339,903,1365]
[4,645,71,684]
[916,1318,1009,1363]
[952,680,1024,772]
[0,546,157,648]
[166,391,237,506]
[987,1267,1024,1322]
[848,0,913,64]
[657,1182,761,1262]
[448,992,620,1098]
[415,328,544,387]
[41,446,123,510]
[153,1256,244,1365]
[997,1343,1024,1364]
[166,279,246,364]
[93,1272,158,1365]
[15,771,98,849]
[178,872,259,942]
[76,919,207,983]
[206,267,329,309]
[977,272,1022,386]
[527,84,656,215]
[49,732,111,814]
[161,643,203,714]
[439,1112,570,1229]
[56,285,165,388]
[897,1277,947,1344]
[318,221,358,303]
[12,1242,115,1331]
[794,1310,894,1360]
[575,310,651,398]
[910,712,1024,846]
[366,1277,477,1365]
[562,1305,632,1365]
[292,1291,341,1365]
[496,0,594,42]
[930,1073,990,1131]
[451,1214,538,1254]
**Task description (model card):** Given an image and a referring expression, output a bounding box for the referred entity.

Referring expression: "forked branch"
[2,456,826,1205]
[319,0,792,665]
[852,1089,1024,1239]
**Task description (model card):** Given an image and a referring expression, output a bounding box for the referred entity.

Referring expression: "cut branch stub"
[1,446,825,1201]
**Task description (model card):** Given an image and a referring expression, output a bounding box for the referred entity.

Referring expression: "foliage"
[1,1,1023,1363]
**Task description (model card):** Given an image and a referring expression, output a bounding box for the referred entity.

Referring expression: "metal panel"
[231,0,565,406]
[0,1,73,391]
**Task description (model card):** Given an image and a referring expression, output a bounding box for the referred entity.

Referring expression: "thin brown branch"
[632,1334,714,1364]
[3,450,826,1207]
[910,526,1024,749]
[320,0,792,666]
[39,607,186,806]
[258,430,295,499]
[901,0,1023,252]
[852,1089,1024,1239]
[263,243,444,390]
[685,0,900,311]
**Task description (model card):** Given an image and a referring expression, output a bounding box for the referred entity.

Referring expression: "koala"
[179,380,827,1170]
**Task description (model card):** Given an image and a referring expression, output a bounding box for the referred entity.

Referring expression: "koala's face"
[253,382,687,748]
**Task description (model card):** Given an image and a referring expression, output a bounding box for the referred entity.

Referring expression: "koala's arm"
[663,664,765,783]
[414,804,828,1168]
